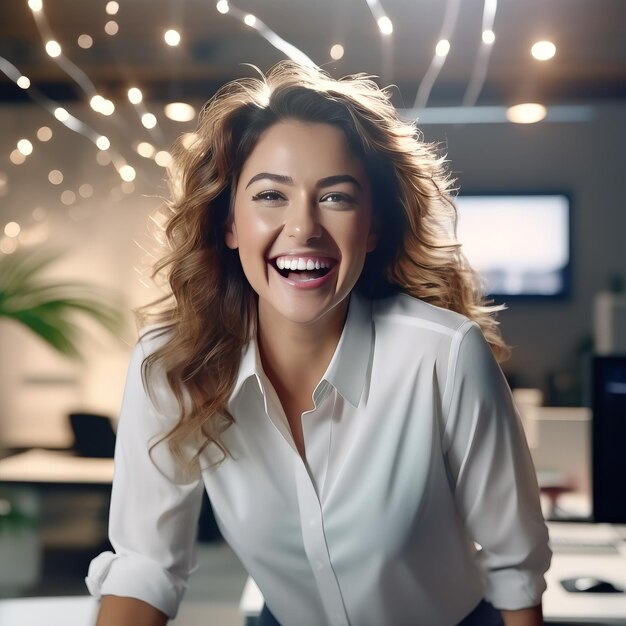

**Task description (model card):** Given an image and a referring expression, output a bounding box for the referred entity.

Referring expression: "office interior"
[0,0,625,624]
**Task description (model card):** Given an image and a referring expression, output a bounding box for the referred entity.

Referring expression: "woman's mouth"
[270,255,337,284]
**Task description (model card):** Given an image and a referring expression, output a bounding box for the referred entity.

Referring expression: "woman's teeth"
[275,257,331,271]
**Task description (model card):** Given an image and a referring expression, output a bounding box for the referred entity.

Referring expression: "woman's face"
[226,119,377,331]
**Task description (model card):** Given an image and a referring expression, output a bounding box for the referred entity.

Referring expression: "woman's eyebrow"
[245,173,293,188]
[317,174,363,190]
[245,172,363,190]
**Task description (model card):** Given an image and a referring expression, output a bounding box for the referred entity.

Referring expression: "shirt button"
[309,518,316,527]
[314,560,324,571]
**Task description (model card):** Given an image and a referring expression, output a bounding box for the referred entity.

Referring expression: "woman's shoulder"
[371,292,475,338]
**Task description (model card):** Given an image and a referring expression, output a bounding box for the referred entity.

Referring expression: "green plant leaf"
[0,250,125,358]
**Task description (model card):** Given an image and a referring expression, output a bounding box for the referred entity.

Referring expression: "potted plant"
[0,249,124,594]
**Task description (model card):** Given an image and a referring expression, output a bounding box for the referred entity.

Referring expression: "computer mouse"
[561,576,625,593]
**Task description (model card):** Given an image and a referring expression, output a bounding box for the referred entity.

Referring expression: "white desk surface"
[0,596,232,626]
[0,449,114,484]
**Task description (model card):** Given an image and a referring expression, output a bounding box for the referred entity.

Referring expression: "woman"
[87,61,551,626]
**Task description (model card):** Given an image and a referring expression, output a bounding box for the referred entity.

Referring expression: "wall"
[423,104,626,392]
[1,102,625,446]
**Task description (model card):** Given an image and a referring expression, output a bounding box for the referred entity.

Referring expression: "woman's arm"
[501,604,544,626]
[96,595,168,626]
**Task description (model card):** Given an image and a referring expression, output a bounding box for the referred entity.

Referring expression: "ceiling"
[1,0,626,109]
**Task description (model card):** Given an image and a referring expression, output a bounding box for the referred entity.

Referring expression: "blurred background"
[0,0,625,624]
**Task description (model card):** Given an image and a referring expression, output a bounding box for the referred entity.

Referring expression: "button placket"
[294,457,349,626]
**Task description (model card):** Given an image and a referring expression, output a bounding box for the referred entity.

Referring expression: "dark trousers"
[257,598,504,626]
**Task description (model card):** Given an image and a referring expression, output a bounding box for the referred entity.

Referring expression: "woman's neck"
[256,301,348,406]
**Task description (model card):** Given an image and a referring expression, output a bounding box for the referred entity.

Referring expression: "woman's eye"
[252,190,285,202]
[320,193,355,205]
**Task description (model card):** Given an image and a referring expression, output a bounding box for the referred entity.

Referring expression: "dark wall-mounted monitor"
[592,355,626,523]
[455,194,571,301]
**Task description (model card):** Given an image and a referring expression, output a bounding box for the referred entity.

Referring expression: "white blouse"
[86,292,551,626]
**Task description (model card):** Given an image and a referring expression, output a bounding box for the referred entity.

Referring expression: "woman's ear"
[225,221,238,250]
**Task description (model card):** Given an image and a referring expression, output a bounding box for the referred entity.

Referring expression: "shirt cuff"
[85,551,185,618]
[482,567,548,611]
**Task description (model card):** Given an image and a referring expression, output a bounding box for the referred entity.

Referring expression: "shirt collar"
[231,292,373,407]
[321,292,372,407]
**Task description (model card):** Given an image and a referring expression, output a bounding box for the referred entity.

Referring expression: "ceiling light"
[141,113,157,129]
[17,76,30,89]
[119,165,136,182]
[164,102,196,122]
[28,0,43,12]
[54,107,69,121]
[45,40,62,57]
[128,87,143,104]
[436,39,450,57]
[330,44,344,60]
[377,17,393,35]
[482,30,495,45]
[37,126,53,141]
[77,34,93,49]
[4,222,21,238]
[61,190,76,205]
[79,184,94,198]
[105,20,119,36]
[244,14,256,27]
[506,103,547,124]
[164,29,181,46]
[96,135,110,150]
[100,99,115,116]
[105,1,119,15]
[136,141,156,158]
[216,0,229,14]
[0,237,18,254]
[9,150,26,165]
[48,170,63,184]
[154,151,172,167]
[17,139,33,156]
[90,95,104,112]
[531,40,556,61]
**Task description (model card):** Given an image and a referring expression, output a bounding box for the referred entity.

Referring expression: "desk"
[0,449,114,486]
[544,522,626,624]
[0,596,241,626]
[0,449,114,593]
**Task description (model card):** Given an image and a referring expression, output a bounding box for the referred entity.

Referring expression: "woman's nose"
[285,198,322,242]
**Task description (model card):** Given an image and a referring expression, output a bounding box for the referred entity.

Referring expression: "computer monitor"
[591,355,626,523]
[455,194,571,300]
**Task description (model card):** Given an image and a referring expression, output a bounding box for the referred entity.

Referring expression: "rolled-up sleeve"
[85,339,205,618]
[442,322,552,611]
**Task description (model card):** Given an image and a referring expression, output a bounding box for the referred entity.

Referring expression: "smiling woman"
[87,62,550,626]
[226,120,377,334]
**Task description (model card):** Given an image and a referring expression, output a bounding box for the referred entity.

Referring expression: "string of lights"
[28,0,99,102]
[216,1,316,68]
[364,0,394,36]
[0,0,566,257]
[413,0,462,109]
[462,0,498,107]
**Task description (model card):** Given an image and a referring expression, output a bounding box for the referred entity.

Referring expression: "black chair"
[68,412,117,458]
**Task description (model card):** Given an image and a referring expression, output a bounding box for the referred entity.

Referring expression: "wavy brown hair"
[137,61,509,471]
